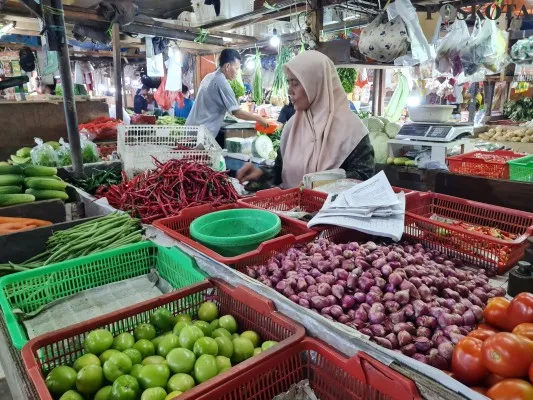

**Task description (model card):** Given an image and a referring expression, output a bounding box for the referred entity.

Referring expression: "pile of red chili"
[97,158,239,223]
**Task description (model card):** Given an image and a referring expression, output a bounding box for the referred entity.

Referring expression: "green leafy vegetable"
[229,69,245,99]
[270,47,293,106]
[252,49,263,105]
[337,68,357,94]
[504,98,533,122]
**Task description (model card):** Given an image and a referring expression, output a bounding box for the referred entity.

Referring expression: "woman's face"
[286,70,310,111]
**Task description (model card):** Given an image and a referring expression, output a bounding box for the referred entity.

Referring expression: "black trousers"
[215,130,225,149]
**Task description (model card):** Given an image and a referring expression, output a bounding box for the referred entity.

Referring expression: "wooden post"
[372,69,385,116]
[112,23,124,121]
[310,0,324,43]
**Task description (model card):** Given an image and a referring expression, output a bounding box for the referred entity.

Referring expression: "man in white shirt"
[186,49,268,147]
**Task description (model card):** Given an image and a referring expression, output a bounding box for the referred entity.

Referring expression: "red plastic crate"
[404,192,533,274]
[22,279,305,400]
[187,338,421,400]
[238,186,413,215]
[153,204,318,266]
[447,150,525,179]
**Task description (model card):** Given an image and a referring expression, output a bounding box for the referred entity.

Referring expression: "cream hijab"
[280,50,368,188]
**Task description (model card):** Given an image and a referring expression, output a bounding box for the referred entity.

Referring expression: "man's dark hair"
[141,85,150,91]
[182,85,189,94]
[219,49,241,68]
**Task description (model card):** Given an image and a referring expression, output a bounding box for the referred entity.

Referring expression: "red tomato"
[513,323,533,341]
[483,297,511,331]
[470,386,487,395]
[469,329,498,342]
[485,373,506,387]
[486,379,533,400]
[508,295,533,331]
[482,333,533,378]
[452,337,490,385]
[477,324,501,333]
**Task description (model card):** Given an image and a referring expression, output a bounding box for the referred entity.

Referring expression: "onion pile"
[245,239,506,370]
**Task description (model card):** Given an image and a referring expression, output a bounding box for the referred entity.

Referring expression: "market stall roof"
[63,0,193,19]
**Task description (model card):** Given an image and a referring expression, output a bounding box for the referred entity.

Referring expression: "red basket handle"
[209,278,277,315]
[358,352,421,400]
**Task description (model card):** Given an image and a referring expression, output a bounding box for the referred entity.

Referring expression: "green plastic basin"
[189,209,282,257]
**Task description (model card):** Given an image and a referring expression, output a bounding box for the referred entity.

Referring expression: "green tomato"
[84,329,114,355]
[172,321,192,336]
[214,336,233,359]
[76,365,103,395]
[103,353,132,382]
[123,348,142,365]
[209,319,220,331]
[165,391,183,400]
[198,301,219,323]
[194,355,218,384]
[174,314,192,323]
[166,348,196,374]
[46,366,77,396]
[133,339,156,359]
[138,364,171,390]
[231,338,254,364]
[141,387,167,400]
[152,333,173,349]
[261,341,278,351]
[211,328,232,341]
[99,349,122,364]
[94,386,113,400]
[59,390,84,400]
[142,356,167,366]
[178,326,204,350]
[167,373,195,393]
[240,331,260,348]
[134,324,157,341]
[150,308,176,333]
[218,315,238,334]
[111,375,140,400]
[231,333,240,340]
[157,334,180,358]
[193,321,212,337]
[193,337,218,357]
[130,364,143,381]
[253,348,262,356]
[113,333,135,351]
[215,356,232,374]
[72,353,101,372]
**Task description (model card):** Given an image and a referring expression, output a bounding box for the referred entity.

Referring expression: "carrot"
[0,216,52,227]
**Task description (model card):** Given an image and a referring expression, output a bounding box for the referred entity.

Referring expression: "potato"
[486,131,495,138]
[521,137,530,143]
[496,127,503,134]
[488,129,496,135]
[479,134,488,140]
[526,129,533,136]
[511,137,521,142]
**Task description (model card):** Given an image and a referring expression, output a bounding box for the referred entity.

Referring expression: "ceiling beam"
[227,5,307,30]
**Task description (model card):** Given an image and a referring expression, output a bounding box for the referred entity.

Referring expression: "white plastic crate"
[117,124,222,177]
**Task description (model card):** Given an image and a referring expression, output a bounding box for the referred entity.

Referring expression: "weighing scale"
[396,122,474,142]
[389,122,475,164]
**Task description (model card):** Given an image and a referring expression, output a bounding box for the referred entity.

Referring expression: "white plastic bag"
[30,138,58,167]
[146,38,165,77]
[165,47,183,91]
[387,0,434,65]
[56,138,72,167]
[436,20,470,76]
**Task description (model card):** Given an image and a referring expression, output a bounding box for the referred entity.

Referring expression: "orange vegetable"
[0,217,52,235]
[255,121,278,134]
[0,216,52,227]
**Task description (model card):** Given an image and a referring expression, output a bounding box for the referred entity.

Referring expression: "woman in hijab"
[237,50,374,188]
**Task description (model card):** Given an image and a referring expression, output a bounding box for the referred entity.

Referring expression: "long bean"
[0,213,143,276]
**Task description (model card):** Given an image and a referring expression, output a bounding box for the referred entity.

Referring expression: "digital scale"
[389,122,475,165]
[396,122,474,142]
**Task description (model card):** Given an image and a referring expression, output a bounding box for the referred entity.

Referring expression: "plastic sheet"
[55,138,72,167]
[436,20,470,76]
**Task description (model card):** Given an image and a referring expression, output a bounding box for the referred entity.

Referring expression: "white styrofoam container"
[408,105,455,123]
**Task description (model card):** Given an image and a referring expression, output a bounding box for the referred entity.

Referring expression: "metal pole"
[112,23,124,121]
[50,0,83,175]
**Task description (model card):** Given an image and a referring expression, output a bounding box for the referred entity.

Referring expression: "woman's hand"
[236,163,264,183]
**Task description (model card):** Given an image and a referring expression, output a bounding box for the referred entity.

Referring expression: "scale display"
[397,123,472,142]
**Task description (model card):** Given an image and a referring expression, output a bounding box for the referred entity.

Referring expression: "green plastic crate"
[508,154,533,183]
[0,241,207,350]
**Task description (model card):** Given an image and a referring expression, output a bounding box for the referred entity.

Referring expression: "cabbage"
[370,132,389,164]
[377,116,389,127]
[367,117,385,133]
[385,122,401,139]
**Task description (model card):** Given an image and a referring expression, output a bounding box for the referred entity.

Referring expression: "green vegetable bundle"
[252,49,263,105]
[68,168,122,195]
[270,47,293,106]
[504,98,533,122]
[156,116,187,126]
[337,68,357,94]
[0,213,143,276]
[229,69,245,100]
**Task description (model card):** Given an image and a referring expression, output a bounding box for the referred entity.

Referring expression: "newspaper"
[308,171,406,241]
[273,380,319,400]
[17,272,174,340]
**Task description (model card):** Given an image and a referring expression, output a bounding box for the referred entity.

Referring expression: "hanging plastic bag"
[30,138,58,167]
[80,134,100,164]
[154,74,182,111]
[165,47,183,92]
[358,13,409,63]
[56,138,72,167]
[436,20,470,76]
[387,0,434,65]
[460,19,509,77]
